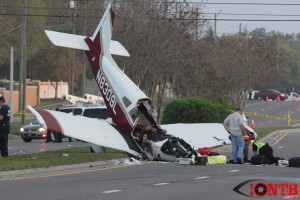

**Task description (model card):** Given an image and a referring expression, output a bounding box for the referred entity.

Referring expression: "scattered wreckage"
[28,3,236,163]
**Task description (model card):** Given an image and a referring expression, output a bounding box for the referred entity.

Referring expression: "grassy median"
[0,147,128,172]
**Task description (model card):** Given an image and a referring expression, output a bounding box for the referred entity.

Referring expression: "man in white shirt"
[223,108,246,164]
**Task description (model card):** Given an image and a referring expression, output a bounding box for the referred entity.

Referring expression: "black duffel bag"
[288,157,300,168]
[251,155,269,165]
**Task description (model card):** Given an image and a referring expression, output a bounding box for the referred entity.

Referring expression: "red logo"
[233,179,299,198]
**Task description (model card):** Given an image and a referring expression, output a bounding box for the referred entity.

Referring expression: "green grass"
[0,147,128,172]
[38,99,68,108]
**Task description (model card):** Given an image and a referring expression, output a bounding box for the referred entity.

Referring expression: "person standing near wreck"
[223,108,246,164]
[0,96,11,157]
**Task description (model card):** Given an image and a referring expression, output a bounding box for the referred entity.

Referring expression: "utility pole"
[19,0,26,124]
[214,13,217,37]
[195,7,199,40]
[10,47,14,123]
[82,0,87,96]
[69,0,76,95]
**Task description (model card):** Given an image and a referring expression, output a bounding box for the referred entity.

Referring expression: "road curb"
[260,128,300,145]
[0,158,131,180]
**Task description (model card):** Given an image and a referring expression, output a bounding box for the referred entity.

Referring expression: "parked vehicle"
[20,119,47,142]
[254,89,288,101]
[58,104,108,119]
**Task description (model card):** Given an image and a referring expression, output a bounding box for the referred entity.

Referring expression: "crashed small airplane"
[28,3,235,162]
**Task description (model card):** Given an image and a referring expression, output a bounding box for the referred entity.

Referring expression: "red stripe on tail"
[36,109,63,134]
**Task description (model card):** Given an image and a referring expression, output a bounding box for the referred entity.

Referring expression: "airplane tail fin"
[45,3,129,57]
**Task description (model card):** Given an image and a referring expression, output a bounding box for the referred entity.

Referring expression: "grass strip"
[0,147,128,172]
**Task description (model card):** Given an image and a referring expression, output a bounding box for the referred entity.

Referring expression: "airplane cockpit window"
[122,96,132,108]
[129,107,139,123]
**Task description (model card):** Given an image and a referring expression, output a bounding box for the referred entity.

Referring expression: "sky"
[201,0,300,35]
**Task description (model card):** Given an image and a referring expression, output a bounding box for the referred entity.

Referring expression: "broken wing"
[27,105,142,158]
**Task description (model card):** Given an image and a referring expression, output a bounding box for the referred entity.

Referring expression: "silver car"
[20,119,47,142]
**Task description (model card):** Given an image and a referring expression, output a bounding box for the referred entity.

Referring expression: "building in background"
[39,81,68,99]
[0,79,69,113]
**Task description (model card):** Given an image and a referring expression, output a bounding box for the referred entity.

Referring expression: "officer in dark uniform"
[0,96,11,157]
[252,142,283,165]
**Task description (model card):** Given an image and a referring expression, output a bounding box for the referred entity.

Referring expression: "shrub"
[161,98,233,124]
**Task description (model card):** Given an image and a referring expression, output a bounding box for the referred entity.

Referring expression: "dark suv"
[58,105,108,119]
[254,89,288,101]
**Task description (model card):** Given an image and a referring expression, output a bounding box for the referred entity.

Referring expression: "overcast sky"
[201,0,300,35]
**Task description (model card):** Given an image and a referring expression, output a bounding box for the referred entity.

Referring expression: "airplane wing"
[160,123,232,149]
[27,105,143,158]
[244,124,258,138]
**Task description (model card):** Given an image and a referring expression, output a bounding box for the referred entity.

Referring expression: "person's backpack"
[288,157,300,168]
[250,155,269,165]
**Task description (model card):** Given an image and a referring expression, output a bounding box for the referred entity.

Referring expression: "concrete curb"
[260,128,300,145]
[0,158,132,180]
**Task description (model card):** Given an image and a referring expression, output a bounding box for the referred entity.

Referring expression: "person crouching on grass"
[223,108,246,164]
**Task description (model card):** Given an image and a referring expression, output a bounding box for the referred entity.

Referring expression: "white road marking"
[228,170,240,173]
[154,183,170,186]
[284,195,299,199]
[194,176,210,180]
[101,190,122,194]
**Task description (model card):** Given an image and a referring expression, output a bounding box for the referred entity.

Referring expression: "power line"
[176,2,300,6]
[1,1,300,10]
[2,13,300,22]
[202,13,300,17]
[112,0,300,6]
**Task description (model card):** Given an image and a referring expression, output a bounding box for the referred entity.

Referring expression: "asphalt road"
[0,128,299,200]
[0,102,299,200]
[244,100,300,128]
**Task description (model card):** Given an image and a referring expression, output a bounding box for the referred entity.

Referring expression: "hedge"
[161,98,233,124]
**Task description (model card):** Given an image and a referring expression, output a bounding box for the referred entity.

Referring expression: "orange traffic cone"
[251,119,255,129]
[277,96,281,102]
[266,96,269,103]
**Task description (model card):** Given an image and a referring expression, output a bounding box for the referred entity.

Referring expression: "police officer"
[252,142,283,165]
[0,96,11,157]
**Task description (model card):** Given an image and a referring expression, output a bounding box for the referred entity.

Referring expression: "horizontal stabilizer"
[45,30,89,50]
[45,30,129,57]
[110,40,130,57]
